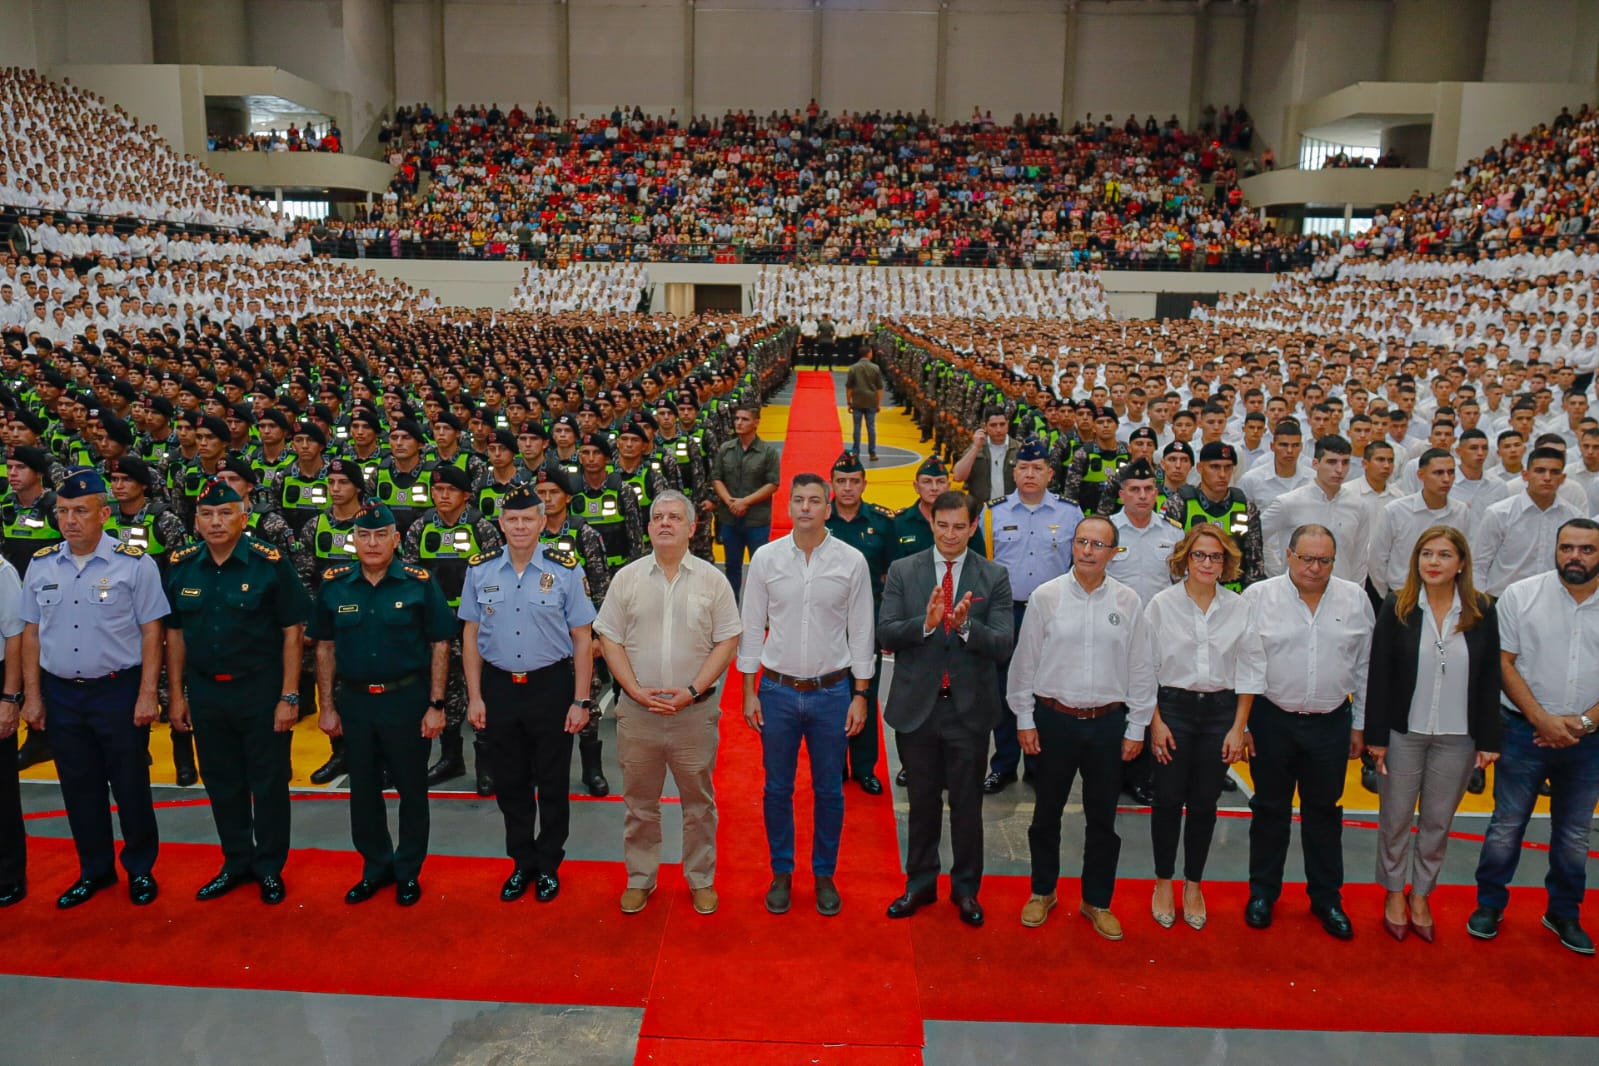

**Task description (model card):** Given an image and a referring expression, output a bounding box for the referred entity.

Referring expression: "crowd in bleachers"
[509,261,648,313]
[0,68,284,234]
[752,264,1109,323]
[208,123,343,153]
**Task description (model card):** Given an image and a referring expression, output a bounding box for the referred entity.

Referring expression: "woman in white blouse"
[1364,525,1501,942]
[1145,523,1262,930]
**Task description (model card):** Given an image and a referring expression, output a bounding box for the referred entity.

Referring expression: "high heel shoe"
[1182,885,1207,930]
[1383,916,1410,941]
[1408,919,1435,943]
[1151,885,1176,928]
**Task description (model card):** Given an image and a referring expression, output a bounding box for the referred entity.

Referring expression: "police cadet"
[303,459,368,784]
[401,462,504,793]
[274,422,332,539]
[6,445,62,771]
[374,418,436,536]
[460,483,597,903]
[476,428,528,523]
[164,479,312,905]
[309,500,456,907]
[1163,441,1267,589]
[250,409,296,485]
[550,415,582,478]
[983,438,1081,794]
[573,432,645,570]
[1062,406,1131,515]
[20,469,168,909]
[824,451,894,794]
[342,407,388,484]
[175,415,232,530]
[430,413,487,486]
[614,418,675,526]
[533,466,612,797]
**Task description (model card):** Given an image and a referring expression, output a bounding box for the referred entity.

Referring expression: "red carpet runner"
[636,371,926,1060]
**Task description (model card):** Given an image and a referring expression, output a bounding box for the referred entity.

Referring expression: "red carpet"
[767,370,850,538]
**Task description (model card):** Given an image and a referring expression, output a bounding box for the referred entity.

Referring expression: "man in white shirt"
[1262,435,1369,583]
[1238,524,1374,940]
[1451,428,1511,530]
[1008,515,1157,940]
[738,474,876,917]
[1238,419,1311,513]
[1471,518,1599,955]
[1367,449,1472,597]
[1472,448,1584,598]
[1566,428,1599,514]
[1343,440,1402,591]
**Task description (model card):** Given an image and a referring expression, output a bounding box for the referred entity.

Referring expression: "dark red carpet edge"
[634,371,926,1060]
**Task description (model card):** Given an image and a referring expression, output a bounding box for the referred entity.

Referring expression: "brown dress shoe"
[620,886,655,914]
[1020,893,1057,927]
[1080,902,1124,941]
[691,886,719,915]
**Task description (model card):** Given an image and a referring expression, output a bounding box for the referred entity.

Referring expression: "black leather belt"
[487,659,572,685]
[338,672,421,695]
[1038,696,1124,720]
[48,669,134,686]
[1158,686,1235,708]
[764,668,849,693]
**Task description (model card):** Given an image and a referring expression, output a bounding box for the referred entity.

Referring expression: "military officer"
[400,462,504,793]
[214,457,314,589]
[983,437,1082,794]
[20,469,169,909]
[460,483,596,903]
[890,457,952,561]
[824,451,894,793]
[165,479,312,905]
[309,500,455,907]
[0,554,25,907]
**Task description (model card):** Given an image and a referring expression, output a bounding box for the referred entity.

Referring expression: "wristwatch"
[0,692,22,705]
[428,698,446,711]
[1582,713,1597,735]
[574,698,597,711]
[687,684,701,701]
[280,692,300,707]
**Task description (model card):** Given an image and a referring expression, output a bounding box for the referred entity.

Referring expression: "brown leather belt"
[765,668,850,693]
[1038,696,1123,720]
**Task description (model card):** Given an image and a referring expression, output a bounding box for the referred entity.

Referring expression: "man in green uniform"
[572,433,645,570]
[890,456,952,560]
[272,422,332,539]
[6,445,62,771]
[310,500,455,906]
[373,419,436,535]
[165,479,312,905]
[475,429,529,524]
[824,452,893,794]
[302,459,366,784]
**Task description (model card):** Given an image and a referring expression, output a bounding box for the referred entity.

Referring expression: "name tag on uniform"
[337,604,359,614]
[1001,525,1018,531]
[180,588,200,597]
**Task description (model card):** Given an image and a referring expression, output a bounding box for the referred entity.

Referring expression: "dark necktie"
[941,559,955,689]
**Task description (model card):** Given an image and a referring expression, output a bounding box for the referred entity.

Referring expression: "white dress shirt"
[1237,574,1376,729]
[1107,510,1181,604]
[1406,592,1470,736]
[1497,570,1599,718]
[1261,479,1372,582]
[1238,462,1311,514]
[920,549,973,640]
[1368,493,1472,596]
[1145,582,1264,694]
[736,531,876,681]
[1471,491,1583,597]
[1006,570,1157,739]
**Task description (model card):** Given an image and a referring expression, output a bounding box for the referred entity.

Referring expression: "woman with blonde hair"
[1144,522,1261,930]
[1365,525,1501,942]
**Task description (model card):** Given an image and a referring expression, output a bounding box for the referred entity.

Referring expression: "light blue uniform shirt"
[20,534,169,678]
[0,558,25,650]
[458,544,597,672]
[988,491,1081,603]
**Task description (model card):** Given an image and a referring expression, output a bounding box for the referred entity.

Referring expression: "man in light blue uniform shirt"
[19,469,169,909]
[460,483,596,905]
[984,438,1081,793]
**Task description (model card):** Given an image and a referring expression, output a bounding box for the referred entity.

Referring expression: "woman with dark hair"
[1144,522,1259,930]
[1365,525,1501,942]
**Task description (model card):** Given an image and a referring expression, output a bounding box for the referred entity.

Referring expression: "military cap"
[57,468,107,498]
[1016,438,1050,462]
[1163,440,1195,460]
[196,478,244,507]
[326,458,365,491]
[9,445,50,474]
[105,455,153,487]
[832,451,863,474]
[915,456,949,478]
[353,499,396,529]
[501,483,541,512]
[432,463,471,492]
[1198,441,1237,464]
[1127,427,1158,445]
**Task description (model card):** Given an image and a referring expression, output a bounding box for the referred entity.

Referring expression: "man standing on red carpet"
[738,473,876,917]
[595,490,741,917]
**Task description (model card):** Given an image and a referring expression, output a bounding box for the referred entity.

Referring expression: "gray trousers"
[1375,731,1476,895]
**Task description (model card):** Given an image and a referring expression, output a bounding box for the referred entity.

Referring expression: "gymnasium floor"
[4,373,1595,1065]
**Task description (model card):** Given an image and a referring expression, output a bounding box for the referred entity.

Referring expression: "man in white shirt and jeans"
[739,474,876,917]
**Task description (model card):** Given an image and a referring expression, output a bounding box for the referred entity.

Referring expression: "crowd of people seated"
[509,262,648,314]
[752,264,1108,323]
[208,123,343,154]
[1322,149,1404,169]
[0,68,283,234]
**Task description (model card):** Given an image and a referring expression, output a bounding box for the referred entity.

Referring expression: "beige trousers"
[615,697,720,890]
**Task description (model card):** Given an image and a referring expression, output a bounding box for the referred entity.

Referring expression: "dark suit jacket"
[1364,592,1502,751]
[963,439,1019,503]
[880,548,1014,734]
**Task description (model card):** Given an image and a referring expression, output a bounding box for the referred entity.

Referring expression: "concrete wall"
[51,64,197,156]
[248,0,395,153]
[1484,0,1599,85]
[1239,166,1448,208]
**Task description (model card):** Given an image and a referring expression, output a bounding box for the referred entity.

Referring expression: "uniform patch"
[403,565,431,581]
[113,543,145,557]
[336,604,359,614]
[32,543,61,558]
[247,538,282,562]
[540,572,556,592]
[180,588,200,597]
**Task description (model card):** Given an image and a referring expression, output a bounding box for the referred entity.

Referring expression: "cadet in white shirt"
[1565,428,1599,514]
[1367,449,1472,597]
[1471,448,1584,598]
[1262,435,1369,582]
[1238,419,1312,512]
[1237,524,1375,940]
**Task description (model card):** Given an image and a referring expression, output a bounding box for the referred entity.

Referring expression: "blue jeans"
[721,520,769,599]
[851,408,877,455]
[759,675,850,876]
[1475,710,1599,919]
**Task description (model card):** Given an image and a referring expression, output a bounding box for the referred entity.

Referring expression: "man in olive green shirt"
[845,353,884,461]
[310,500,456,907]
[711,403,781,599]
[166,479,313,905]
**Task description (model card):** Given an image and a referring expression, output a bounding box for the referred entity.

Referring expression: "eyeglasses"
[1189,550,1226,564]
[1290,549,1335,567]
[1073,537,1116,551]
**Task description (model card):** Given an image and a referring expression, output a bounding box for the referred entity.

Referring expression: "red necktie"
[941,559,955,689]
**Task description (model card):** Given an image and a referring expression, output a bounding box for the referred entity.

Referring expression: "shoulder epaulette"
[32,542,62,558]
[893,505,911,517]
[247,538,282,562]
[404,564,431,581]
[1164,516,1183,529]
[169,543,203,565]
[322,563,354,582]
[543,544,578,568]
[468,547,504,566]
[867,501,895,518]
[988,495,1007,507]
[113,543,145,558]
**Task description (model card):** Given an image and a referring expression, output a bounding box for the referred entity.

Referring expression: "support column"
[559,0,573,117]
[1060,1,1078,126]
[685,0,696,122]
[1189,0,1210,133]
[1343,203,1353,233]
[431,0,447,112]
[934,1,950,124]
[812,0,824,108]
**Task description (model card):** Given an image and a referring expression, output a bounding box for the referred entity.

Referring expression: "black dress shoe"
[855,774,884,796]
[886,888,937,919]
[0,882,25,907]
[57,873,118,910]
[952,895,984,927]
[1219,775,1239,793]
[1126,783,1156,806]
[259,875,286,905]
[128,874,159,906]
[535,872,560,903]
[425,753,465,786]
[895,767,908,787]
[1361,765,1380,794]
[1311,902,1354,940]
[1244,896,1273,929]
[1539,779,1552,796]
[16,730,53,770]
[196,870,252,901]
[396,879,423,906]
[1542,913,1596,955]
[1466,767,1486,794]
[1467,905,1503,940]
[982,770,1017,794]
[309,752,347,785]
[344,874,396,904]
[501,868,533,902]
[476,765,495,797]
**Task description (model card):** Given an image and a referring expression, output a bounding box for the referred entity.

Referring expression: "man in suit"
[881,490,1014,927]
[952,408,1019,505]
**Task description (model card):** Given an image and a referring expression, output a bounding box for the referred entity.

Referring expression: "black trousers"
[188,675,293,879]
[43,671,158,881]
[338,682,431,882]
[483,660,576,874]
[896,694,986,899]
[1247,698,1351,907]
[1029,704,1126,907]
[1150,688,1235,881]
[0,733,23,884]
[845,651,881,779]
